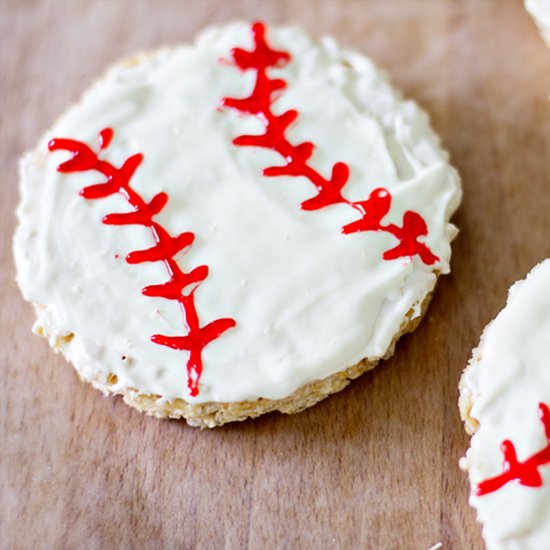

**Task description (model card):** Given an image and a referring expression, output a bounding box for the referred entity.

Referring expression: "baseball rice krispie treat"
[525,0,550,47]
[460,260,550,549]
[14,22,461,427]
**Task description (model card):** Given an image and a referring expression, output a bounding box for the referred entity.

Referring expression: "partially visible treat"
[525,0,550,48]
[459,260,550,549]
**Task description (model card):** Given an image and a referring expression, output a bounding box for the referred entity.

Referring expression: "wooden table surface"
[1,1,549,548]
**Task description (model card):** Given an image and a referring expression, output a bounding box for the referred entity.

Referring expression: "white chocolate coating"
[526,0,550,28]
[526,0,550,46]
[14,23,460,404]
[460,260,550,550]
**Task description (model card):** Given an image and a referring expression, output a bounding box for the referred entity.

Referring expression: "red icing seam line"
[476,402,550,496]
[48,128,236,397]
[222,22,439,266]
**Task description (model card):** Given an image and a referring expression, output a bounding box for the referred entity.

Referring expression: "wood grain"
[1,1,549,548]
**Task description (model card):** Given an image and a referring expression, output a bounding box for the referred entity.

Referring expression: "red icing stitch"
[48,129,236,397]
[476,403,550,496]
[222,22,439,265]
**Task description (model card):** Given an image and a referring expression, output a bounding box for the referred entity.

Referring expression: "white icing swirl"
[461,259,550,550]
[14,22,460,404]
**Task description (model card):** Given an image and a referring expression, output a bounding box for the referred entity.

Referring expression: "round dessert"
[525,0,550,48]
[459,260,550,549]
[14,22,461,427]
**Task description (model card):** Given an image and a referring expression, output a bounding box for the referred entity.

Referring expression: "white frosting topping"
[461,259,550,550]
[14,22,460,404]
[526,0,550,28]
